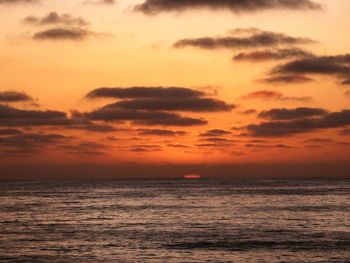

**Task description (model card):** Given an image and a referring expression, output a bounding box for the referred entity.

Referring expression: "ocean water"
[0,179,349,263]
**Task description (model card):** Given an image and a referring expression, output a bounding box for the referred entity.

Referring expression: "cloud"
[259,74,314,84]
[173,29,313,50]
[242,90,312,102]
[84,86,233,126]
[0,132,69,155]
[238,109,257,115]
[199,129,231,137]
[167,143,189,148]
[0,104,71,126]
[245,143,293,149]
[66,123,118,132]
[345,90,350,97]
[304,138,333,143]
[138,129,187,136]
[258,107,327,120]
[0,91,34,103]
[233,48,312,62]
[86,87,205,99]
[247,109,350,136]
[107,97,234,112]
[58,141,109,156]
[130,144,162,153]
[32,27,95,41]
[201,137,236,143]
[23,12,89,27]
[86,107,207,126]
[134,0,321,15]
[271,54,350,85]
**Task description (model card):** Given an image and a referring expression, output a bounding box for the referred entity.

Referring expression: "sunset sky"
[1,0,350,178]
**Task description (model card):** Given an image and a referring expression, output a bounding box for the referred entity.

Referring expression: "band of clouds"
[173,28,313,50]
[246,108,350,137]
[134,0,321,15]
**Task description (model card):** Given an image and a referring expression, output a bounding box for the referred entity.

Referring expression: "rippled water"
[0,179,349,262]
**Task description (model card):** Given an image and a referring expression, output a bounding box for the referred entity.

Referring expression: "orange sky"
[0,0,350,178]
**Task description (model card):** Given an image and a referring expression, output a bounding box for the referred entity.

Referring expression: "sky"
[0,0,350,179]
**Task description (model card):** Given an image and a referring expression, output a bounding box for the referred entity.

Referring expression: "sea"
[0,179,349,262]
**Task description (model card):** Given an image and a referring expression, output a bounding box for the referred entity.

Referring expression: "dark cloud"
[138,129,187,136]
[258,107,327,120]
[0,104,71,126]
[130,144,162,153]
[67,123,118,132]
[233,48,312,62]
[271,54,350,85]
[86,87,205,99]
[173,29,313,50]
[199,129,231,137]
[167,143,189,148]
[201,137,236,143]
[86,107,207,126]
[32,27,94,41]
[134,0,321,15]
[245,143,293,149]
[0,132,69,155]
[23,12,89,27]
[259,74,314,84]
[247,109,350,137]
[304,138,333,143]
[108,97,234,112]
[0,91,34,103]
[58,141,109,156]
[242,90,312,102]
[238,109,257,115]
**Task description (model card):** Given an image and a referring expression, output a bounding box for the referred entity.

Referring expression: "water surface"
[0,179,349,262]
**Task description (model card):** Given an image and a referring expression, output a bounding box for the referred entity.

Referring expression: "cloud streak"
[135,0,321,15]
[173,29,313,50]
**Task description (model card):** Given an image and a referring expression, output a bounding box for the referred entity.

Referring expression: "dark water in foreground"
[0,179,349,263]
